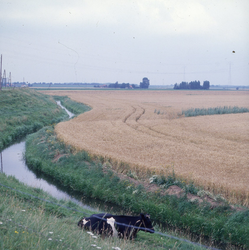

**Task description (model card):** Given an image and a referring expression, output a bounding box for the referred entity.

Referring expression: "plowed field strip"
[123,105,183,142]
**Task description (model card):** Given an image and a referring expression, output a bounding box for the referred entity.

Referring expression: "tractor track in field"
[123,105,145,124]
[122,106,136,123]
[135,106,145,121]
[122,105,192,145]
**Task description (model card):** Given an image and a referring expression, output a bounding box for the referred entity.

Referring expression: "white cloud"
[169,1,217,34]
[0,0,248,84]
[1,0,246,39]
[0,1,215,33]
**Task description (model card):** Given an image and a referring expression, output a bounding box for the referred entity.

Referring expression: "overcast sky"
[0,0,249,85]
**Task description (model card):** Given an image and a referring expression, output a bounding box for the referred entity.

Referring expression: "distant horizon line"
[10,81,249,87]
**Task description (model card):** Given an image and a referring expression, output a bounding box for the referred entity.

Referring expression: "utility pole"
[3,70,6,87]
[8,72,11,87]
[0,54,2,90]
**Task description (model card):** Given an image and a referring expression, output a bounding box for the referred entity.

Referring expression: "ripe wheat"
[44,90,249,205]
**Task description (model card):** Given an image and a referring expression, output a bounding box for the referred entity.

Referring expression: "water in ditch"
[0,102,120,214]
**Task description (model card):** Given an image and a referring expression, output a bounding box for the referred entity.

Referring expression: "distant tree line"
[108,82,136,89]
[108,77,150,89]
[10,77,152,89]
[174,80,210,90]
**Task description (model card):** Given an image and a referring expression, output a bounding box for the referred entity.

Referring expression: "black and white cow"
[78,213,154,239]
[77,213,113,236]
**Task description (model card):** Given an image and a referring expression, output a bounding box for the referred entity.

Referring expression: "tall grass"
[24,126,249,249]
[182,106,249,117]
[0,174,207,250]
[0,89,68,150]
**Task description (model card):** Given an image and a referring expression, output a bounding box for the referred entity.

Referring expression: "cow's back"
[109,215,141,239]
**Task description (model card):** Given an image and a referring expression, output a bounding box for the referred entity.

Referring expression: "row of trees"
[174,80,210,90]
[108,77,150,89]
[108,82,136,89]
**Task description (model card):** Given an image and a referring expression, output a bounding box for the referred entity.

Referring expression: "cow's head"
[140,213,154,233]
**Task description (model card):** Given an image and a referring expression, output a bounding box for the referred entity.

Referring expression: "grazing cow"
[78,213,154,239]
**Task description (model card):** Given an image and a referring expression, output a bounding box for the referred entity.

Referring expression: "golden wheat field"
[44,90,249,205]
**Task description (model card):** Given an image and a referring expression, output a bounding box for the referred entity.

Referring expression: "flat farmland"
[44,90,249,205]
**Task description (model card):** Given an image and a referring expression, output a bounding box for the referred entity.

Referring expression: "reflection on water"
[1,141,95,211]
[1,141,123,213]
[0,101,123,214]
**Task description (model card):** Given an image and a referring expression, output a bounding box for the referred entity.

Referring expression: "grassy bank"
[0,174,208,250]
[0,89,68,150]
[25,126,249,249]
